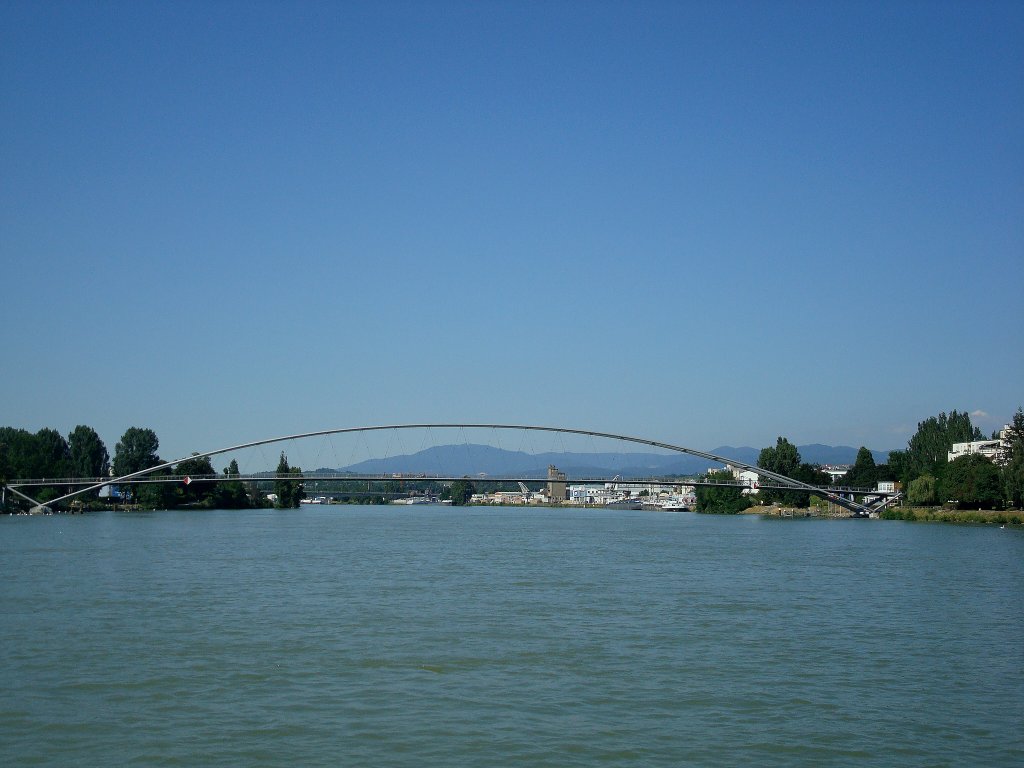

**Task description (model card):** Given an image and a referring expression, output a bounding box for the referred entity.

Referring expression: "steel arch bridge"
[4,423,886,516]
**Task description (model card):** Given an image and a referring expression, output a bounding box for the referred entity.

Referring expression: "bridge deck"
[7,473,892,495]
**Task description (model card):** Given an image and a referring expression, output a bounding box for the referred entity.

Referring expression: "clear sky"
[2,0,1022,462]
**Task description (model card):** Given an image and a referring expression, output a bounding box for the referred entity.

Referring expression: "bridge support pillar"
[5,484,44,511]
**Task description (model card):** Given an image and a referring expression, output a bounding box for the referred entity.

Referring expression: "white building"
[948,425,1011,464]
[725,464,759,494]
[567,482,696,506]
[821,465,850,483]
[569,485,615,505]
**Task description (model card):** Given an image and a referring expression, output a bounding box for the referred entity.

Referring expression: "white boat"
[659,502,690,512]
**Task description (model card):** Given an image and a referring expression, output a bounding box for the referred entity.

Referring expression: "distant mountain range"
[325,443,893,478]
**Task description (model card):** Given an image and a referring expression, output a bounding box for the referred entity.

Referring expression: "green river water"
[2,506,1021,766]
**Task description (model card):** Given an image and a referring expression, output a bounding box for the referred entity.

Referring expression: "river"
[2,506,1022,766]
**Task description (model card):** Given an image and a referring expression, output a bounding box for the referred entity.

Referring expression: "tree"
[0,427,35,481]
[1001,408,1024,508]
[175,454,216,506]
[68,425,109,479]
[844,447,878,490]
[176,454,215,478]
[448,479,475,506]
[113,427,161,476]
[134,469,177,509]
[784,463,832,507]
[758,437,801,477]
[288,466,305,507]
[31,428,71,479]
[695,469,750,514]
[939,454,1002,510]
[886,450,910,484]
[758,437,802,505]
[905,410,982,482]
[273,453,303,508]
[215,459,251,509]
[906,474,938,505]
[25,428,72,502]
[875,463,896,482]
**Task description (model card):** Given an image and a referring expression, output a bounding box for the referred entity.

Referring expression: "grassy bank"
[879,507,1022,524]
[744,504,1022,525]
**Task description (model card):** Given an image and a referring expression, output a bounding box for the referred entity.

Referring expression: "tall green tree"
[1000,408,1024,508]
[215,459,251,509]
[905,410,982,481]
[906,474,938,505]
[695,470,750,514]
[785,463,833,507]
[68,425,110,479]
[757,437,802,505]
[844,447,878,489]
[939,454,1002,510]
[0,437,8,487]
[273,453,304,508]
[886,449,909,484]
[0,428,35,480]
[448,479,476,506]
[758,437,801,477]
[32,428,71,478]
[176,454,215,478]
[288,466,305,507]
[26,428,72,502]
[176,454,217,506]
[134,469,177,509]
[113,427,161,476]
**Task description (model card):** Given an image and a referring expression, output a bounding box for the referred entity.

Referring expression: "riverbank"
[741,504,839,518]
[880,507,1023,524]
[743,503,1022,525]
[9,502,1023,525]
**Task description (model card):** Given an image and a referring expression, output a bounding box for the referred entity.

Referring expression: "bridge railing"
[7,472,898,503]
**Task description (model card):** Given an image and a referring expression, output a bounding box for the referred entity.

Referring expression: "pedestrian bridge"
[4,423,894,516]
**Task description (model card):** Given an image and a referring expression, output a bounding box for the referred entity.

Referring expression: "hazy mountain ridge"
[334,443,893,478]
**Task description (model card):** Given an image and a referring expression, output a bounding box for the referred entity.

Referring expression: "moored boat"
[604,498,643,510]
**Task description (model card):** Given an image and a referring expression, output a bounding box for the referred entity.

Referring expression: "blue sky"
[2,0,1022,462]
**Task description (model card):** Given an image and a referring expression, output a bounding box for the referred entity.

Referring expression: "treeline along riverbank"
[4,407,1024,518]
[694,408,1024,516]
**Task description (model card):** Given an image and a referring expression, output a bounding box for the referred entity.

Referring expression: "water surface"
[2,507,1022,766]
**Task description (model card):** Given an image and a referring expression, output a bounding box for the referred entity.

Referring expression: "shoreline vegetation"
[876,507,1022,525]
[15,498,1023,527]
[16,487,1022,526]
[4,407,1023,520]
[743,504,1022,525]
[691,408,1024,517]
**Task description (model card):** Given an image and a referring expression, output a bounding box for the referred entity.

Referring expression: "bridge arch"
[16,424,871,514]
